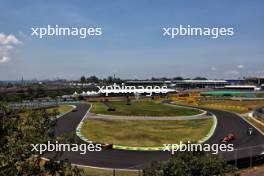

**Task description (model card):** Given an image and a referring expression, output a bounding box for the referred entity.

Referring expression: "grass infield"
[80,118,213,147]
[90,100,201,116]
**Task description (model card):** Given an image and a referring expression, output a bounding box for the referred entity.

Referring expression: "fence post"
[235,150,238,168]
[250,147,253,168]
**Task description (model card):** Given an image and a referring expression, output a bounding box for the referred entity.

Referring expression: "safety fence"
[8,100,80,109]
[219,144,264,169]
[86,169,143,176]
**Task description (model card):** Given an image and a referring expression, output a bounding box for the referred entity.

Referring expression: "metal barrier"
[219,144,264,169]
[8,101,80,109]
[82,166,143,176]
[254,107,264,119]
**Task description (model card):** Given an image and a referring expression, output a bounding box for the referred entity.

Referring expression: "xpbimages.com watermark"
[163,25,234,39]
[163,141,234,154]
[31,141,102,155]
[31,25,102,39]
[97,83,172,96]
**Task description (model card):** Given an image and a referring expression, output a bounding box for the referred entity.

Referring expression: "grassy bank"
[199,100,264,113]
[177,100,264,114]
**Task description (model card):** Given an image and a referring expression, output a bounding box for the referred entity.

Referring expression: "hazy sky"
[0,0,264,80]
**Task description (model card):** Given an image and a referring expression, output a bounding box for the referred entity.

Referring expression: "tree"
[80,76,86,83]
[143,151,235,176]
[107,76,113,83]
[161,77,169,81]
[87,76,99,83]
[193,77,207,80]
[0,103,85,175]
[151,77,158,81]
[173,77,184,80]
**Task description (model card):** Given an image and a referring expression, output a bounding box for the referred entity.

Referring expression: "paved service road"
[47,103,264,169]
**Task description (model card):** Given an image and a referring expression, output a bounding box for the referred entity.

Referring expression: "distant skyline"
[0,0,264,80]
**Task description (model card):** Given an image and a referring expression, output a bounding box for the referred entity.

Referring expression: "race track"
[47,103,264,169]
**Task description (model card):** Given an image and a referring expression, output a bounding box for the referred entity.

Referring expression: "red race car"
[102,143,113,149]
[220,134,235,143]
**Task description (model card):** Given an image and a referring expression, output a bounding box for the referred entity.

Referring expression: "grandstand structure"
[171,80,230,89]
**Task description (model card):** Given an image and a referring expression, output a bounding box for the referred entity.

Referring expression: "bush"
[143,151,235,176]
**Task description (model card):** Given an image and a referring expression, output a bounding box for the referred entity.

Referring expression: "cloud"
[224,70,240,77]
[0,33,21,64]
[237,64,244,69]
[0,33,21,45]
[211,67,217,71]
[0,56,10,63]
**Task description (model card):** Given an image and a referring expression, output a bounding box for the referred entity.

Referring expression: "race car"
[247,128,255,135]
[101,143,113,149]
[220,134,235,143]
[71,108,78,112]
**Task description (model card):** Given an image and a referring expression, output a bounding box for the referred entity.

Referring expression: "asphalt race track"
[47,103,264,169]
[203,108,264,161]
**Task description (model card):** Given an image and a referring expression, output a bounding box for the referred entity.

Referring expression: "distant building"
[125,80,166,86]
[172,80,230,89]
[223,85,259,91]
[245,77,264,86]
[226,79,246,85]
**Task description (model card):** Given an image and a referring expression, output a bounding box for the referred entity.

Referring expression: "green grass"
[256,93,264,98]
[91,100,201,116]
[80,118,213,147]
